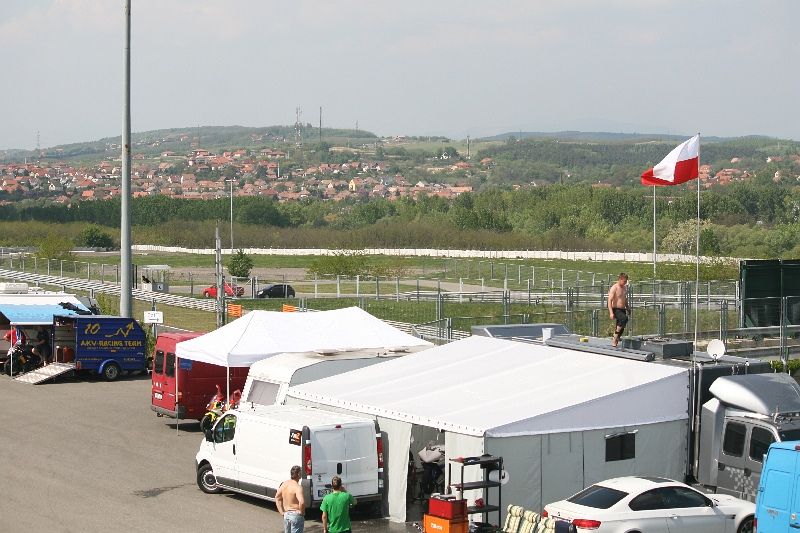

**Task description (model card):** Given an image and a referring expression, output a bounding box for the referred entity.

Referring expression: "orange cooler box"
[423,513,468,533]
[428,497,468,520]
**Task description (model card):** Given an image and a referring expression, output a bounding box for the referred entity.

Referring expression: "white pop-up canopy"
[175,306,431,368]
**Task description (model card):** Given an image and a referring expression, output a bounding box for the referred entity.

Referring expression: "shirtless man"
[608,273,630,347]
[276,465,306,533]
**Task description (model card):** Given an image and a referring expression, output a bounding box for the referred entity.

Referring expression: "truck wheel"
[102,363,121,381]
[737,516,754,533]
[197,463,222,494]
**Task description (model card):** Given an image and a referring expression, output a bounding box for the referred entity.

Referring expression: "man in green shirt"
[320,476,357,533]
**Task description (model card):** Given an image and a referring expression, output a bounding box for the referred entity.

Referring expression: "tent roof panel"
[289,336,689,437]
[0,303,88,325]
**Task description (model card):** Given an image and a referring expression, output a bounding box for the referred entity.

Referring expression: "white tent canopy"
[288,335,688,437]
[175,307,432,368]
[287,336,690,522]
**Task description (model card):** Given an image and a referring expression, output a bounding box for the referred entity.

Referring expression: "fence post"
[504,291,510,323]
[375,277,380,300]
[561,269,565,290]
[47,259,51,276]
[591,309,599,337]
[337,275,341,298]
[490,262,494,280]
[87,262,91,281]
[720,299,729,343]
[416,279,420,302]
[658,304,666,336]
[396,277,400,302]
[356,275,360,297]
[61,260,64,278]
[527,279,531,306]
[532,266,535,288]
[781,297,788,370]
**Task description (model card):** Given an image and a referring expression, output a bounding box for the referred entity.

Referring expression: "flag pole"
[693,133,701,350]
[653,185,657,278]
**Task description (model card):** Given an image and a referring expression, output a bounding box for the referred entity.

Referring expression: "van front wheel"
[197,464,222,494]
[737,516,754,533]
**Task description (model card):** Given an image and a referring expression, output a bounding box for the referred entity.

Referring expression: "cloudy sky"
[1,0,798,149]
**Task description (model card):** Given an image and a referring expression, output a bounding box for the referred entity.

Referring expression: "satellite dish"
[707,339,726,361]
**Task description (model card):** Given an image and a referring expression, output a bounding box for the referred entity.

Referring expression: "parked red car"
[201,283,244,298]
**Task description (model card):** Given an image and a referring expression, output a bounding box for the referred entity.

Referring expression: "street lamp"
[225,178,235,251]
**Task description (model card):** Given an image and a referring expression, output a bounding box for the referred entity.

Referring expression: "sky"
[1,0,799,150]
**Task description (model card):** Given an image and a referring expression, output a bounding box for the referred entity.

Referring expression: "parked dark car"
[256,284,295,298]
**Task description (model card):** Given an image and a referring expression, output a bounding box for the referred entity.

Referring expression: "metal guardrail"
[0,268,217,312]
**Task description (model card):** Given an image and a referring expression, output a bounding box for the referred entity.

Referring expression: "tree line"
[1,180,799,258]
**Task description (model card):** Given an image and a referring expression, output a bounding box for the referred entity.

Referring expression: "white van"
[241,348,425,407]
[195,404,383,508]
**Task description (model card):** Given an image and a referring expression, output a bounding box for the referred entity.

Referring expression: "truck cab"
[697,373,800,502]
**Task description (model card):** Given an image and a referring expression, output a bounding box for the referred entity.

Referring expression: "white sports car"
[543,476,754,533]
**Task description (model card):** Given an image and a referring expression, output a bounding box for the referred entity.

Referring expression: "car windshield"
[567,485,628,509]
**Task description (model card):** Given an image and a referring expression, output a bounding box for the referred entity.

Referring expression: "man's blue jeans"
[284,511,304,533]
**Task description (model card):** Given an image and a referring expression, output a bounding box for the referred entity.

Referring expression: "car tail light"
[376,435,384,469]
[303,442,312,476]
[572,519,602,529]
[541,510,548,517]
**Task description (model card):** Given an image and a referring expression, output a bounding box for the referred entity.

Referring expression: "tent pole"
[176,356,180,435]
[226,363,230,410]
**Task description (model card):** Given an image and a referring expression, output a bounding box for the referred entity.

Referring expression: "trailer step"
[14,362,76,384]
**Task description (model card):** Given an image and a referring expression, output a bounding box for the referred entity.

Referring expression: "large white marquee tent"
[287,335,690,522]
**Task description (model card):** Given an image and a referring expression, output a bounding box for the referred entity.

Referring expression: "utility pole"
[120,0,133,318]
[215,225,223,328]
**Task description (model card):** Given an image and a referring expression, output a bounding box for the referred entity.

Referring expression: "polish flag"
[641,134,700,186]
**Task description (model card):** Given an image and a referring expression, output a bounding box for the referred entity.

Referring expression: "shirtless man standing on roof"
[608,273,630,348]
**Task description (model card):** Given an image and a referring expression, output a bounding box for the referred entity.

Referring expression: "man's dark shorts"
[613,308,628,331]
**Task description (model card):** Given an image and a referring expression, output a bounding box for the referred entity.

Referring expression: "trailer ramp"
[15,362,75,384]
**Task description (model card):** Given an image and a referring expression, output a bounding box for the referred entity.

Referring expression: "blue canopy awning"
[0,303,88,325]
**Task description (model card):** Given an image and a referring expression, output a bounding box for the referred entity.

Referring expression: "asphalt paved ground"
[0,372,420,533]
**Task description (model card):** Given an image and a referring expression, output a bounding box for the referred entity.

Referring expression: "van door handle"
[233,444,236,455]
[337,463,342,475]
[743,468,751,477]
[789,523,800,529]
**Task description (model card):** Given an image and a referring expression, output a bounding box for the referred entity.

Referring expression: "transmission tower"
[294,107,303,146]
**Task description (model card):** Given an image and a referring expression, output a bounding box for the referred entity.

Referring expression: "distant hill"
[2,125,379,162]
[478,130,741,143]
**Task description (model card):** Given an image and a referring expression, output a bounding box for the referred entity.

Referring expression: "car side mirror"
[204,428,214,442]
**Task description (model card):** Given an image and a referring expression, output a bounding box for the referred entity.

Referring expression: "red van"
[151,332,249,420]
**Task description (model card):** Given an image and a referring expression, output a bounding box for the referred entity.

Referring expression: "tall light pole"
[225,178,235,252]
[120,0,132,318]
